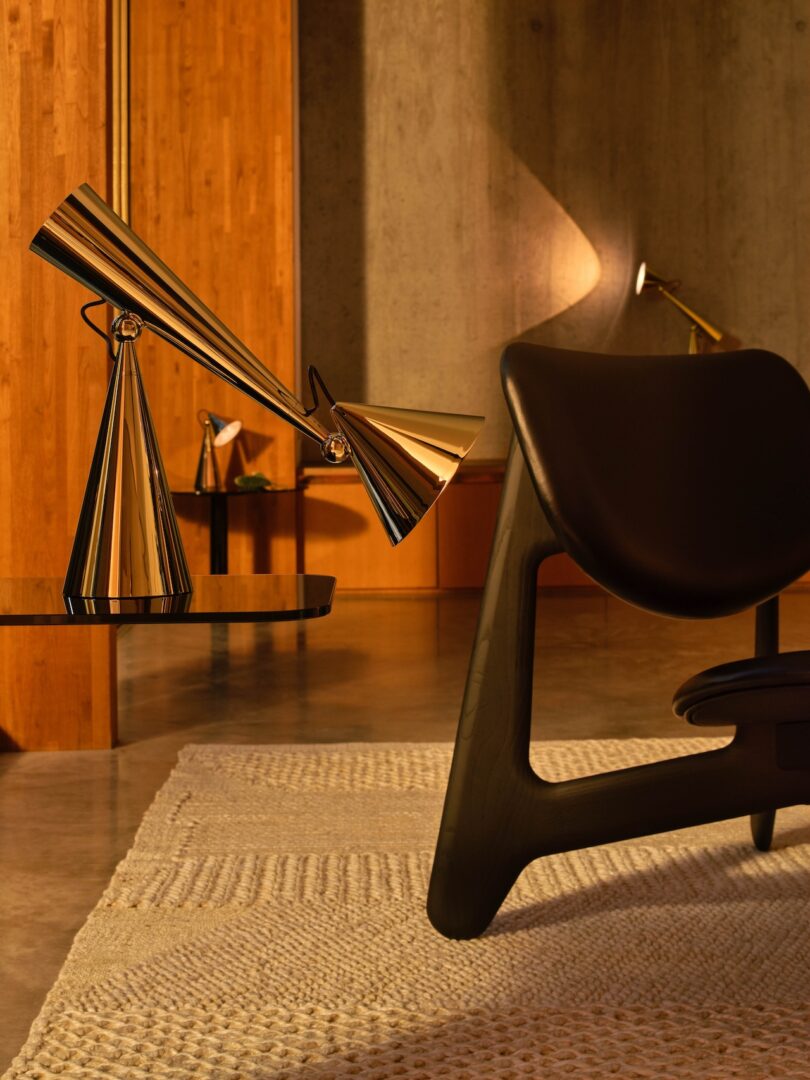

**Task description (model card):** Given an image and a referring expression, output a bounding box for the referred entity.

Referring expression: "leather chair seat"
[674,651,810,727]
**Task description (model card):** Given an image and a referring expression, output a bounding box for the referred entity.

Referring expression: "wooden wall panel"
[129,0,298,568]
[0,0,116,750]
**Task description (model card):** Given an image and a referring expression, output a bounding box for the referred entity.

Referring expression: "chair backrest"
[502,343,810,618]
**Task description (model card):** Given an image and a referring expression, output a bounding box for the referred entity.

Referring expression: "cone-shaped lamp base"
[331,402,483,546]
[64,340,192,599]
[194,421,221,492]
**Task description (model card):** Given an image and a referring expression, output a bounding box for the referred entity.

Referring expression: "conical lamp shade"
[64,340,192,598]
[331,403,482,545]
[635,263,674,294]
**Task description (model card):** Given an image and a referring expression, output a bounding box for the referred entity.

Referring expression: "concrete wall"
[300,1,810,460]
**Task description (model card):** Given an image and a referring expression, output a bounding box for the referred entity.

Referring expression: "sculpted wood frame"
[429,345,810,939]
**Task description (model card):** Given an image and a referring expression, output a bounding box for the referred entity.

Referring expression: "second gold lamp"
[635,263,723,354]
[31,185,483,600]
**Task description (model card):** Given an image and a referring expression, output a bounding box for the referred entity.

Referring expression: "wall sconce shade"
[635,262,677,295]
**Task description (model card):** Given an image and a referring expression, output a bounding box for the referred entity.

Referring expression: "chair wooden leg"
[750,809,776,851]
[428,445,810,941]
[750,600,779,852]
[427,440,558,939]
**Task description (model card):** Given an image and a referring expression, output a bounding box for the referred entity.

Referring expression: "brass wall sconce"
[635,262,723,354]
[31,184,483,600]
[195,410,242,493]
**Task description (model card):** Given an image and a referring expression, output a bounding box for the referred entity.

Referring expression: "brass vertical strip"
[110,0,130,224]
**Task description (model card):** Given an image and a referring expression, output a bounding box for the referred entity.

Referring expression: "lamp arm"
[658,286,723,343]
[32,185,332,448]
[130,317,334,447]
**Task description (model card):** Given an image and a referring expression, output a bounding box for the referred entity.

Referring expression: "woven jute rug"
[6,739,810,1079]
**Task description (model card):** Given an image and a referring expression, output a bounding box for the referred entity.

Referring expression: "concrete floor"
[2,588,809,1070]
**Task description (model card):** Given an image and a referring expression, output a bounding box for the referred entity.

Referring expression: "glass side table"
[171,488,299,575]
[0,575,334,750]
[0,574,335,625]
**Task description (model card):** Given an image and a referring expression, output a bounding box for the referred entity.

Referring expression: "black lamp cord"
[80,298,117,362]
[304,365,336,417]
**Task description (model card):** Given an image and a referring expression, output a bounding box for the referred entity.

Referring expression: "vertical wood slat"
[0,0,116,750]
[129,0,299,576]
[110,0,129,222]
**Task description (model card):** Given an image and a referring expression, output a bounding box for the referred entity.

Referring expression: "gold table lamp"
[31,184,483,599]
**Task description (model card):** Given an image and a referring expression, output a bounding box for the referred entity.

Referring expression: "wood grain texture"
[0,0,116,750]
[129,0,299,570]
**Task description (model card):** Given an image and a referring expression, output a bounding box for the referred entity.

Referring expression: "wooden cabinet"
[301,462,592,591]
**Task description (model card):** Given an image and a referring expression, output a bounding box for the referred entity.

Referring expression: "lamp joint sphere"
[321,433,351,464]
[112,312,145,341]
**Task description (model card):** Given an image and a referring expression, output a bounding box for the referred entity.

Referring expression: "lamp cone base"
[64,340,192,599]
[331,402,483,546]
[194,422,221,492]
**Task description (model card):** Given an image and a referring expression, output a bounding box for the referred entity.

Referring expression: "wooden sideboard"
[300,461,592,590]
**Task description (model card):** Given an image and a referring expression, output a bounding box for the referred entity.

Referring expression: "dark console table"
[172,489,299,575]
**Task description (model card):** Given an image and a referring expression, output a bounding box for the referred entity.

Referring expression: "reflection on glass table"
[0,575,335,626]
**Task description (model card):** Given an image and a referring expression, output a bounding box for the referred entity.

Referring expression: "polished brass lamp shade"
[635,262,677,295]
[31,184,483,594]
[332,403,485,546]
